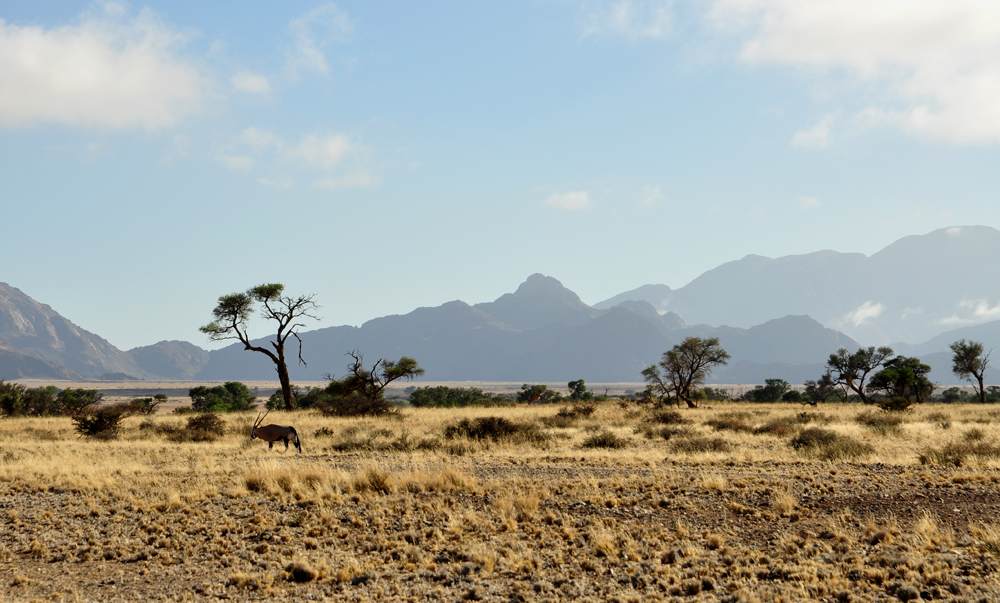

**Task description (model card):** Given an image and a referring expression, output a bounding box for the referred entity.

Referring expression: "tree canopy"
[200,283,318,411]
[825,346,894,404]
[866,356,933,410]
[950,339,991,404]
[643,337,730,408]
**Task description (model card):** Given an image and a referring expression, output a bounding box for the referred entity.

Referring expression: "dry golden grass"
[0,401,999,601]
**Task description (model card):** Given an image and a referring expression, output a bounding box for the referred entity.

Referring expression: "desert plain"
[1,391,999,602]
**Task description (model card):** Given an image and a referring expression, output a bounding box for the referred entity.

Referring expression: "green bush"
[408,386,508,408]
[316,392,399,417]
[188,382,256,413]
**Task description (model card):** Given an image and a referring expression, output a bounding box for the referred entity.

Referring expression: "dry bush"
[444,417,548,446]
[919,441,1000,467]
[793,411,831,424]
[706,412,754,433]
[753,417,800,437]
[669,437,731,454]
[855,411,904,436]
[581,430,630,449]
[963,428,986,442]
[329,426,437,453]
[790,427,873,461]
[71,403,134,440]
[646,409,691,425]
[925,412,952,430]
[635,423,693,440]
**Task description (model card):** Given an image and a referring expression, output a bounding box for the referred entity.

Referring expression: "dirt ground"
[1,402,999,602]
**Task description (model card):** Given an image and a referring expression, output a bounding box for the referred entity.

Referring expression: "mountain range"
[3,226,1000,385]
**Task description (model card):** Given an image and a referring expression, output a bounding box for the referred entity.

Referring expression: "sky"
[2,0,1000,350]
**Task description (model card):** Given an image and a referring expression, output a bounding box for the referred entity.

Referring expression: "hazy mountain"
[0,283,151,379]
[893,320,1000,357]
[0,338,82,380]
[129,340,210,380]
[473,273,602,329]
[595,226,1000,345]
[197,275,860,383]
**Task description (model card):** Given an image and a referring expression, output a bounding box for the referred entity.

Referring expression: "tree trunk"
[277,362,294,411]
[978,374,986,405]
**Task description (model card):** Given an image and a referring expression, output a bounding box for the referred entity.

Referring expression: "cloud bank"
[0,7,205,129]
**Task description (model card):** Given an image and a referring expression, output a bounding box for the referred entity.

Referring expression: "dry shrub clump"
[669,436,731,454]
[925,411,952,430]
[919,441,1000,467]
[753,416,800,437]
[580,430,630,449]
[706,412,755,433]
[541,402,597,428]
[443,417,548,446]
[855,411,904,436]
[71,403,135,439]
[790,427,873,461]
[329,426,438,453]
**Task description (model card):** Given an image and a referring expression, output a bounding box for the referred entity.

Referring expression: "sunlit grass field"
[1,401,999,601]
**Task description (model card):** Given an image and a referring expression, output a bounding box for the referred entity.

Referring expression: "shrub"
[516,384,562,404]
[919,441,1000,467]
[188,382,256,413]
[743,379,790,403]
[925,412,952,429]
[854,411,904,436]
[316,393,399,417]
[443,417,547,446]
[635,424,693,440]
[793,411,831,425]
[72,403,134,439]
[876,396,918,412]
[646,410,690,425]
[0,381,26,416]
[706,412,755,433]
[409,386,506,408]
[790,427,873,461]
[669,437,731,454]
[186,413,226,434]
[2,385,103,417]
[127,395,164,416]
[581,430,630,449]
[753,417,799,437]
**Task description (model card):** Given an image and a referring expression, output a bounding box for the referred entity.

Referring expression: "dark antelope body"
[251,411,302,453]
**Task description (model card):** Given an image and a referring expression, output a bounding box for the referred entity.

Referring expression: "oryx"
[250,410,302,453]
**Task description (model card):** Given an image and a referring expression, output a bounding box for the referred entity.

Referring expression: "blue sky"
[2,1,999,350]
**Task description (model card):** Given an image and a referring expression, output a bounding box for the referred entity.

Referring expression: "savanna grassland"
[1,401,1000,602]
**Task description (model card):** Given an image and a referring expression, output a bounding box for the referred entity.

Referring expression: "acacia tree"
[200,284,318,411]
[866,355,933,410]
[321,350,425,415]
[825,346,894,404]
[643,337,730,408]
[950,339,991,404]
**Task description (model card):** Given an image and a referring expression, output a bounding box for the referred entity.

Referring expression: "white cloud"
[640,185,663,207]
[791,113,836,147]
[0,6,205,129]
[545,191,592,210]
[796,196,819,209]
[843,301,884,326]
[287,4,353,78]
[939,299,1000,325]
[218,127,374,191]
[230,71,271,94]
[708,0,1000,144]
[312,171,379,191]
[946,226,964,237]
[900,307,923,320]
[578,0,673,39]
